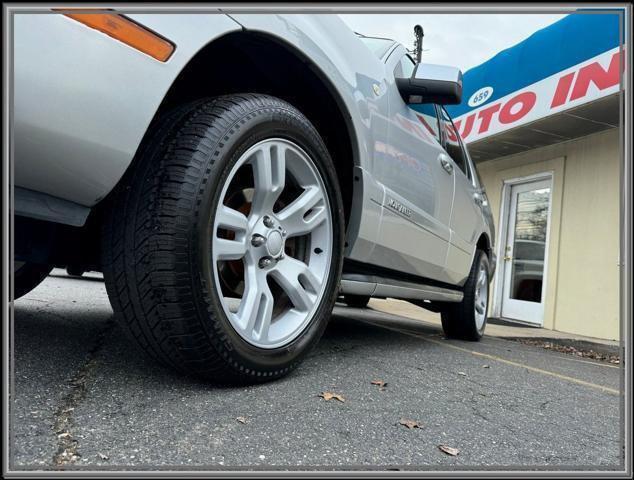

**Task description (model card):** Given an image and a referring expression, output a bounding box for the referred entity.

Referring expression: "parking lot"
[11,270,623,470]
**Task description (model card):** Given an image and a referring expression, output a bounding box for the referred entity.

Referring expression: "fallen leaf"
[98,452,109,461]
[482,365,490,369]
[457,371,467,376]
[399,418,422,429]
[319,392,345,402]
[438,445,460,456]
[57,432,71,439]
[236,416,248,424]
[371,380,387,388]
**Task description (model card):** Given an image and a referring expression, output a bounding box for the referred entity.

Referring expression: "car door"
[438,106,483,285]
[372,49,455,283]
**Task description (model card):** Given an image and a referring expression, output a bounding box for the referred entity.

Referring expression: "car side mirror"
[396,63,463,105]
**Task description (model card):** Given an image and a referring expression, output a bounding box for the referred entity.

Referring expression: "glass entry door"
[500,178,552,325]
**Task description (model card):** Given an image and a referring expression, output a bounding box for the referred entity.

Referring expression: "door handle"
[473,192,483,205]
[439,154,453,174]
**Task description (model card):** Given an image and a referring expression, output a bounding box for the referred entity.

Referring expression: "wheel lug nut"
[251,234,266,247]
[259,256,273,269]
[263,216,275,228]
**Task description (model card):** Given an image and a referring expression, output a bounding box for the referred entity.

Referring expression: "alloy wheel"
[474,262,488,330]
[212,138,333,349]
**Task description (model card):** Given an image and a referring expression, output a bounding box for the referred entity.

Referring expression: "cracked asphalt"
[11,269,624,471]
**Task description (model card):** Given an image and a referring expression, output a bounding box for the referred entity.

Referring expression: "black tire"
[441,250,490,341]
[102,94,344,383]
[343,294,371,308]
[66,266,85,277]
[13,262,52,300]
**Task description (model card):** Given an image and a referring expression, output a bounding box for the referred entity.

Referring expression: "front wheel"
[102,95,344,383]
[441,250,490,341]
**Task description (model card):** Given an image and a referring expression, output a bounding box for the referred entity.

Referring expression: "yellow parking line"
[479,336,621,369]
[369,321,621,396]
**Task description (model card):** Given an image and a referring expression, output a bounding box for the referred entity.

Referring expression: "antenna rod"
[414,25,424,63]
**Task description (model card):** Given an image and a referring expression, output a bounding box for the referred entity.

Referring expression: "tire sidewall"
[192,100,344,375]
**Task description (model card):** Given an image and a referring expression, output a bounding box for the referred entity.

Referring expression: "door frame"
[491,171,554,325]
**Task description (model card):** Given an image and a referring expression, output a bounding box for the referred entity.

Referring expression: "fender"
[14,12,242,209]
[227,14,385,176]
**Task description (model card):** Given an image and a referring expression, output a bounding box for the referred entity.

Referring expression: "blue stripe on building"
[444,12,621,118]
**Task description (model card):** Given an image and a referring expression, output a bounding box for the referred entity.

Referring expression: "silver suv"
[13,12,495,382]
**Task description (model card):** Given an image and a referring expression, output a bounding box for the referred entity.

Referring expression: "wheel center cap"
[266,230,284,257]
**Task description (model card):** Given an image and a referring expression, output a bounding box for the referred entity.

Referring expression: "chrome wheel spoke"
[235,269,275,342]
[214,237,247,261]
[213,206,249,260]
[216,205,248,232]
[277,186,327,236]
[271,257,321,312]
[477,270,487,289]
[251,143,286,215]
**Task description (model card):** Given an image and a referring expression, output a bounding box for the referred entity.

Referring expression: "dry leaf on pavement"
[457,371,467,376]
[236,416,248,424]
[399,418,422,429]
[319,392,345,402]
[98,452,109,461]
[371,380,387,388]
[438,445,460,456]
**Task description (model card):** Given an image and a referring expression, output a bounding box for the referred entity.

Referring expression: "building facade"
[446,13,623,340]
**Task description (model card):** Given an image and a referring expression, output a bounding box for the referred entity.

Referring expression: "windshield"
[357,36,395,59]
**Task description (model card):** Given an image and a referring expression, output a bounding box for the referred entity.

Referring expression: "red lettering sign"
[477,103,501,133]
[570,51,620,101]
[499,92,536,124]
[550,72,575,108]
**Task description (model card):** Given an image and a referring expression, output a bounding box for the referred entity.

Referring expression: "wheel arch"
[475,232,496,278]
[118,30,360,230]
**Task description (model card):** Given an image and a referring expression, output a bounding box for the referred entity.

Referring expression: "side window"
[458,137,476,183]
[415,104,441,143]
[393,54,416,79]
[394,54,441,143]
[439,106,468,176]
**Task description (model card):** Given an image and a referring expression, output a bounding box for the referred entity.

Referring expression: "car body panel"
[14,12,241,206]
[13,12,495,289]
[373,45,455,283]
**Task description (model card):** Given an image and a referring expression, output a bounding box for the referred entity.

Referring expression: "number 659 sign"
[468,86,494,107]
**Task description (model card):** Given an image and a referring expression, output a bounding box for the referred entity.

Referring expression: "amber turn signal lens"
[61,11,175,62]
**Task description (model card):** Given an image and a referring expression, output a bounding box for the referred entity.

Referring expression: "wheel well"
[149,31,357,228]
[476,233,492,259]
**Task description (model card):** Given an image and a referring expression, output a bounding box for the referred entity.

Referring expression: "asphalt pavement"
[10,270,624,471]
